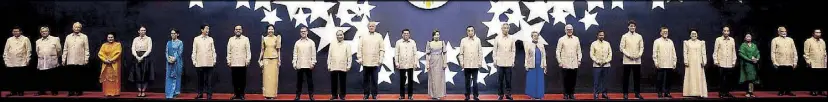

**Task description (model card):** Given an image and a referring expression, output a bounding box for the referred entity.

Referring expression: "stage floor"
[1,91,826,101]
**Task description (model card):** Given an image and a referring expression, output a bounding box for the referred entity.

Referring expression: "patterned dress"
[165,40,184,98]
[98,42,122,96]
[426,41,446,98]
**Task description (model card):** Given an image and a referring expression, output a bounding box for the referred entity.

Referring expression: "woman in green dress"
[738,33,760,98]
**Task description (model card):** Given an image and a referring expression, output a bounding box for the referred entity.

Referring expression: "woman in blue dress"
[165,29,184,99]
[524,31,547,100]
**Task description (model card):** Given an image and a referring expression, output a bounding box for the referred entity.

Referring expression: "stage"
[1,91,826,101]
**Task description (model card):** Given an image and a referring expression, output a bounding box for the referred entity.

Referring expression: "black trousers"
[562,68,578,95]
[196,67,215,95]
[231,67,247,96]
[777,66,794,93]
[363,66,378,97]
[6,67,25,94]
[296,68,314,95]
[810,68,827,92]
[498,67,512,96]
[330,71,347,98]
[36,68,58,94]
[720,67,737,94]
[622,64,641,94]
[65,65,86,94]
[656,68,675,94]
[398,69,413,97]
[464,68,479,97]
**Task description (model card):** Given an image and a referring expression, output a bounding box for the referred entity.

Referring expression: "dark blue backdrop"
[7,0,823,95]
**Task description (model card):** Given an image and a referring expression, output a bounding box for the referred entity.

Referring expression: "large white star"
[550,1,576,17]
[348,16,379,56]
[446,68,458,85]
[272,1,312,20]
[409,51,426,84]
[292,9,310,27]
[378,66,394,84]
[549,10,570,26]
[505,12,524,27]
[381,32,396,70]
[611,0,624,10]
[579,10,599,31]
[189,0,203,8]
[254,0,272,11]
[486,63,497,76]
[260,8,282,25]
[444,41,460,65]
[523,1,553,23]
[309,15,351,52]
[338,1,361,16]
[308,1,336,24]
[500,1,522,16]
[357,1,377,19]
[652,0,666,10]
[487,1,508,17]
[587,0,605,12]
[482,16,507,37]
[476,69,488,86]
[514,20,549,45]
[336,13,357,26]
[410,69,424,84]
[236,0,250,9]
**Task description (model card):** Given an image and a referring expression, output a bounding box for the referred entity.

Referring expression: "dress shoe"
[77,92,84,96]
[239,96,245,100]
[664,93,673,98]
[810,92,818,96]
[623,94,629,100]
[601,93,609,99]
[363,95,369,100]
[51,92,59,96]
[778,91,785,96]
[473,96,480,100]
[206,94,213,100]
[563,94,569,99]
[309,95,315,101]
[399,97,405,100]
[294,97,300,101]
[464,97,470,101]
[67,92,76,96]
[408,96,413,100]
[634,94,644,99]
[593,94,599,100]
[331,96,339,100]
[505,95,513,100]
[497,96,503,100]
[194,94,204,99]
[657,93,663,98]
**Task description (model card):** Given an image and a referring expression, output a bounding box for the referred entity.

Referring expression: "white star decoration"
[236,0,250,9]
[579,10,599,31]
[476,69,488,85]
[336,13,357,26]
[348,16,379,57]
[524,1,553,23]
[308,1,336,24]
[260,8,282,25]
[487,1,508,17]
[446,68,458,85]
[410,69,424,84]
[611,0,624,10]
[514,20,549,45]
[272,1,312,21]
[253,0,272,11]
[486,63,497,76]
[292,9,310,27]
[189,0,203,8]
[357,1,377,19]
[309,15,351,52]
[505,12,524,27]
[379,33,396,84]
[378,66,394,84]
[652,0,666,10]
[550,1,577,17]
[409,51,426,84]
[550,10,570,26]
[587,0,605,12]
[482,16,506,37]
[444,42,460,65]
[337,1,361,17]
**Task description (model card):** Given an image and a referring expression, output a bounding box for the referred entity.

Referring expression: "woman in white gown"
[683,29,708,98]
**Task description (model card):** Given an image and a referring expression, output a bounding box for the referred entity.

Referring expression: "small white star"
[444,41,460,65]
[410,69,424,84]
[308,1,336,24]
[338,1,361,17]
[309,15,351,52]
[189,0,203,8]
[378,66,394,84]
[476,69,488,85]
[446,68,458,85]
[260,8,282,25]
[487,1,508,17]
[514,20,549,45]
[336,13,357,26]
[587,1,604,12]
[550,1,577,17]
[652,0,666,10]
[357,1,377,19]
[292,9,310,27]
[579,10,599,31]
[524,1,553,23]
[611,0,624,10]
[482,16,507,37]
[236,0,250,9]
[272,1,312,20]
[549,10,570,26]
[253,0,272,11]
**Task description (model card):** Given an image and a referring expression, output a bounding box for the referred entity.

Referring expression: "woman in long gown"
[259,24,282,99]
[165,29,184,99]
[525,31,547,100]
[738,34,760,98]
[683,29,708,98]
[426,30,446,100]
[99,32,122,97]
